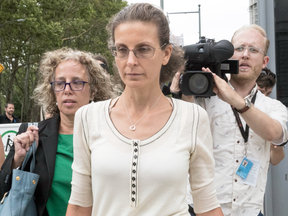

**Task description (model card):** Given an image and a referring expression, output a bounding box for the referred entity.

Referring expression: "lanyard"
[231,91,257,143]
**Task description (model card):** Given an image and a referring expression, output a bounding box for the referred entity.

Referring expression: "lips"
[63,99,76,106]
[126,73,142,76]
[239,62,250,72]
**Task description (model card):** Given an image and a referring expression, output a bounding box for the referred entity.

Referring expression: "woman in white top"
[67,3,223,216]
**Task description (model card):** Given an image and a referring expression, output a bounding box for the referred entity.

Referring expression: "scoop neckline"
[104,97,177,146]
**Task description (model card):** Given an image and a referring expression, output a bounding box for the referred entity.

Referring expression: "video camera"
[179,37,239,97]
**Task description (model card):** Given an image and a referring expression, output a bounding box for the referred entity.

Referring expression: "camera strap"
[231,91,257,143]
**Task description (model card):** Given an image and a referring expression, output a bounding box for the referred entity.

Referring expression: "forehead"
[232,29,266,49]
[114,21,159,46]
[7,104,14,108]
[55,60,88,80]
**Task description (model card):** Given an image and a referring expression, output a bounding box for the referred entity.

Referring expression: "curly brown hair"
[256,67,276,90]
[33,48,116,116]
[106,3,185,84]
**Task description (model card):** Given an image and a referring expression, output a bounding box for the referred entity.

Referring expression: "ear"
[162,44,173,66]
[262,55,269,68]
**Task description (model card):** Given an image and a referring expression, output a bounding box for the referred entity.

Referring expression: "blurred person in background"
[256,67,285,167]
[93,53,110,74]
[0,103,20,123]
[256,67,276,97]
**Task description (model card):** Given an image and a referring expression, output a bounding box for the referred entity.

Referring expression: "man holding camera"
[172,24,288,216]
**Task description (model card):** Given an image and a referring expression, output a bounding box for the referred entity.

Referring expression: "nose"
[63,83,72,92]
[242,47,250,58]
[126,50,138,66]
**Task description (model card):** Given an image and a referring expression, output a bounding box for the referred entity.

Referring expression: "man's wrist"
[233,98,246,110]
[171,90,182,99]
[234,98,251,113]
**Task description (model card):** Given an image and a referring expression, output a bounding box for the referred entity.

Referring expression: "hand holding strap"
[21,122,38,172]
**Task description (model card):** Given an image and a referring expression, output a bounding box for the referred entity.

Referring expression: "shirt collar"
[228,81,258,100]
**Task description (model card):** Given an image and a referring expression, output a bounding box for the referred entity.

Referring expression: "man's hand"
[270,143,285,165]
[202,67,246,110]
[170,71,194,102]
[170,71,181,93]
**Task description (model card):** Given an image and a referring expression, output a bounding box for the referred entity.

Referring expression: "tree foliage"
[0,0,127,122]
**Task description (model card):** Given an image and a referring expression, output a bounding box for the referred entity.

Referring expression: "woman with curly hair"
[67,3,222,216]
[0,48,115,216]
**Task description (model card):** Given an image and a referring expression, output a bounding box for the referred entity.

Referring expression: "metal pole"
[167,5,202,41]
[160,0,164,10]
[198,4,201,40]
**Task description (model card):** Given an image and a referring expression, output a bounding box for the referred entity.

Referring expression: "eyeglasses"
[234,44,265,56]
[109,43,167,59]
[50,81,89,92]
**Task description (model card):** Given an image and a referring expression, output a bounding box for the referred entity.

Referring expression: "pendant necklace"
[123,93,162,131]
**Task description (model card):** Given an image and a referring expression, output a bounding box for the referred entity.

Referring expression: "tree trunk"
[6,58,18,103]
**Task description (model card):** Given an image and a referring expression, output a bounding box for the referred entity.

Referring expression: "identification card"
[236,157,253,179]
[240,157,260,187]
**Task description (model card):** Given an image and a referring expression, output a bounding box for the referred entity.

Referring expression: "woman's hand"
[12,125,39,169]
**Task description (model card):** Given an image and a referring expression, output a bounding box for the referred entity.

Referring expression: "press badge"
[236,158,253,179]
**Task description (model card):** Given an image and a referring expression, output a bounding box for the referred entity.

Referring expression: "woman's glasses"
[110,43,167,59]
[50,81,89,92]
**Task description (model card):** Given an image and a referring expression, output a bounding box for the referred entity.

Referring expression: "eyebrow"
[236,43,260,47]
[115,42,153,47]
[55,77,85,81]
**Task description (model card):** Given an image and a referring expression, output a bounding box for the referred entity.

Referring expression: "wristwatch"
[236,98,251,113]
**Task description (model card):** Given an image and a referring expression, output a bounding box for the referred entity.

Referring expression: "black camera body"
[180,37,239,97]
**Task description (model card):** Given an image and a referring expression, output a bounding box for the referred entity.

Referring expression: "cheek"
[55,93,60,103]
[81,89,91,103]
[231,53,239,60]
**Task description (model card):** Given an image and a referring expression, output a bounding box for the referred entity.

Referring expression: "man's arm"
[211,72,286,143]
[270,144,285,165]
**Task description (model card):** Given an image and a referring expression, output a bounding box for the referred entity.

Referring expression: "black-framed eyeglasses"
[109,43,167,59]
[50,81,89,92]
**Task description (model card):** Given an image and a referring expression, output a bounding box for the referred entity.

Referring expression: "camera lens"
[188,73,209,94]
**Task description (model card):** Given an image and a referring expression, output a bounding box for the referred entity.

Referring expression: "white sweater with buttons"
[69,98,219,216]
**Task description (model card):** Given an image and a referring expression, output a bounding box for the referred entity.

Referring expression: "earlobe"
[162,44,172,65]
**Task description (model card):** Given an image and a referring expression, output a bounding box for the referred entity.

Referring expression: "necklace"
[123,93,162,131]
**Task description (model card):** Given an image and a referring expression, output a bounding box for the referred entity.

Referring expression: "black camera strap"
[231,91,257,143]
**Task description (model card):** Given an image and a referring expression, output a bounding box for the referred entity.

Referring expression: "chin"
[231,73,252,83]
[60,109,77,118]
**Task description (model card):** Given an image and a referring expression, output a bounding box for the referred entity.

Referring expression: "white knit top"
[69,98,220,215]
